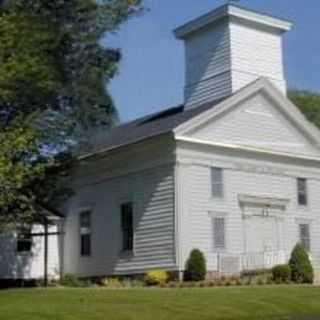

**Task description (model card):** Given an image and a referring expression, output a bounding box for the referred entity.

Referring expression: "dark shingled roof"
[89,98,226,154]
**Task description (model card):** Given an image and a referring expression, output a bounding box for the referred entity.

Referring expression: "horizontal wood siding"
[184,20,232,107]
[64,138,177,277]
[230,19,287,94]
[177,142,320,272]
[182,14,288,109]
[64,165,176,276]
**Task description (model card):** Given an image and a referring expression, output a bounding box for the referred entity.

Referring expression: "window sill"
[210,196,225,201]
[297,205,310,211]
[16,251,32,256]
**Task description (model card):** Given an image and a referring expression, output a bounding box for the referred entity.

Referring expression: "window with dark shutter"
[121,202,133,252]
[213,217,225,249]
[80,210,91,256]
[211,167,224,198]
[299,224,310,252]
[297,178,307,206]
[17,226,32,253]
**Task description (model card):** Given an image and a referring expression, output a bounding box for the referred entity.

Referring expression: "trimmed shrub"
[272,264,291,283]
[184,249,206,281]
[144,270,169,286]
[289,243,314,284]
[241,269,272,277]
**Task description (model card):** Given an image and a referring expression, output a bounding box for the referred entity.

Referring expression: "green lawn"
[0,286,319,320]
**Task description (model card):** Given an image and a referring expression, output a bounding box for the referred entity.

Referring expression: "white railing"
[310,252,320,269]
[241,251,286,271]
[216,251,320,275]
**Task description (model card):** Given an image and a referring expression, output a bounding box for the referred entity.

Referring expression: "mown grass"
[0,286,319,320]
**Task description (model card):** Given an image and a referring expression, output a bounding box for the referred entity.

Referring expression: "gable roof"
[80,98,225,158]
[80,78,320,161]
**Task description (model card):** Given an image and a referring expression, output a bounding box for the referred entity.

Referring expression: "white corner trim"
[175,135,320,163]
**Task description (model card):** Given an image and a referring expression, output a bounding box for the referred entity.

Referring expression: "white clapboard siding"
[181,9,288,108]
[184,20,232,107]
[230,19,286,94]
[190,92,320,158]
[176,142,320,272]
[0,224,61,280]
[63,163,176,277]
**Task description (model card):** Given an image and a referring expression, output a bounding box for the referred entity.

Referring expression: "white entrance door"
[245,216,279,253]
[243,215,283,269]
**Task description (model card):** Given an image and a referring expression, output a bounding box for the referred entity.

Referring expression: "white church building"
[1,4,320,281]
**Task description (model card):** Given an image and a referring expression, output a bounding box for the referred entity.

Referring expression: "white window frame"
[210,212,227,251]
[16,226,33,254]
[211,167,224,198]
[120,202,134,253]
[297,178,308,206]
[299,223,311,252]
[79,209,92,257]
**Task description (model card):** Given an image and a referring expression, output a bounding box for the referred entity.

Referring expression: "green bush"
[184,249,206,281]
[60,274,90,287]
[272,264,291,283]
[241,269,271,277]
[101,277,123,288]
[144,270,169,286]
[289,243,314,284]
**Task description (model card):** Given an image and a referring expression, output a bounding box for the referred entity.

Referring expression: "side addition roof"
[81,98,225,158]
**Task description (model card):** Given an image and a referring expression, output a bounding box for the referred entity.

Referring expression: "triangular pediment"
[175,79,320,158]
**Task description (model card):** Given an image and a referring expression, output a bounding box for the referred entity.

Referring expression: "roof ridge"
[115,103,184,128]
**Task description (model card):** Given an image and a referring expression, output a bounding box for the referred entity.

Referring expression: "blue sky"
[107,0,320,122]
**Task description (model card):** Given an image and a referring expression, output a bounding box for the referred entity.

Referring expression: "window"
[121,202,134,252]
[211,167,224,198]
[297,178,307,206]
[17,226,32,253]
[80,210,91,256]
[213,217,225,250]
[299,224,310,252]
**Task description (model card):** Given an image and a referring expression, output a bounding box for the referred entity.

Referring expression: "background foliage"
[0,0,143,226]
[289,90,320,129]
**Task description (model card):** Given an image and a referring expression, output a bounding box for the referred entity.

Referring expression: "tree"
[0,0,143,227]
[0,0,143,138]
[289,90,320,129]
[0,117,74,228]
